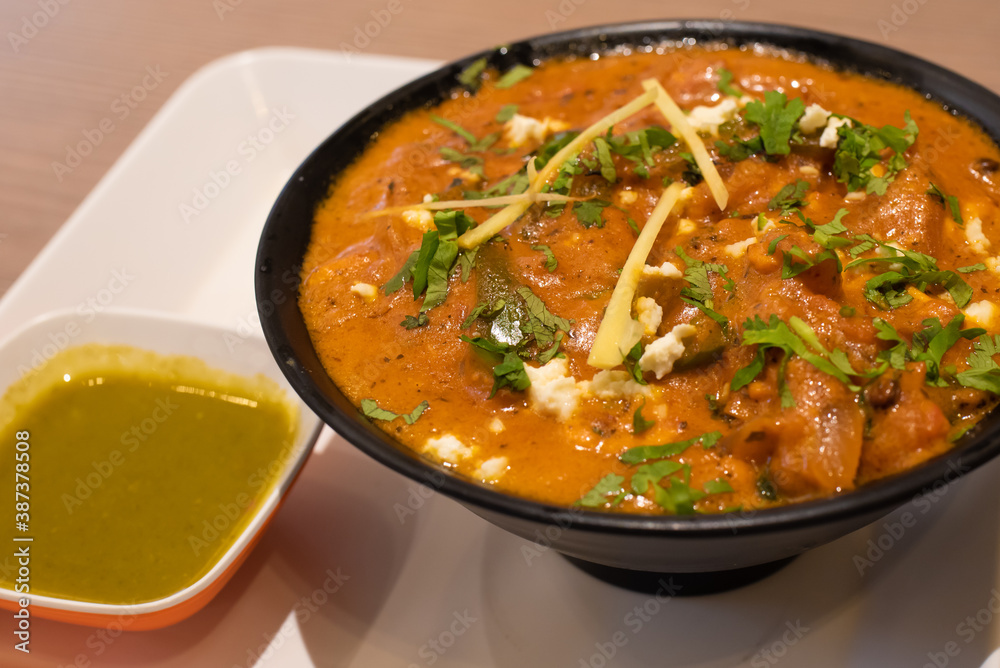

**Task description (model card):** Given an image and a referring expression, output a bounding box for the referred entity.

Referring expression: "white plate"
[3,47,1000,668]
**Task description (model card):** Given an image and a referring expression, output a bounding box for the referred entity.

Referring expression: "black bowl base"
[564,555,796,596]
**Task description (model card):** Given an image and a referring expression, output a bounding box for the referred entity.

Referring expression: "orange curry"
[300,45,1000,514]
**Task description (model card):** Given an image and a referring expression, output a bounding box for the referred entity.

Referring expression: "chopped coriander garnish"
[839,305,856,317]
[495,64,534,89]
[491,352,531,397]
[400,313,429,329]
[384,250,419,295]
[833,112,918,195]
[537,332,565,364]
[430,114,477,145]
[956,334,1000,393]
[632,402,655,434]
[620,431,722,465]
[576,473,626,508]
[767,234,789,255]
[623,341,647,385]
[703,478,735,495]
[531,244,558,272]
[603,126,676,176]
[680,152,703,186]
[495,104,518,123]
[779,244,840,279]
[927,182,964,226]
[743,91,805,155]
[577,430,728,513]
[716,67,742,97]
[632,460,683,494]
[593,136,617,183]
[768,180,810,215]
[458,248,478,282]
[732,315,871,403]
[516,286,573,348]
[430,114,498,152]
[573,199,612,228]
[803,209,851,249]
[675,246,730,333]
[715,136,764,162]
[461,299,505,329]
[461,335,532,397]
[846,243,973,309]
[361,398,429,425]
[457,57,487,89]
[439,146,484,177]
[876,315,983,386]
[408,210,476,312]
[958,263,986,274]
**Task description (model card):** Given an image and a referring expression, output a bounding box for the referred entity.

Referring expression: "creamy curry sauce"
[300,45,1000,514]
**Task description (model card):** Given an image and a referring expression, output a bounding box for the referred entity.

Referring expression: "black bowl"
[256,20,1000,592]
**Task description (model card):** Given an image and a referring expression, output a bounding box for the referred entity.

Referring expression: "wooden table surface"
[1,0,997,298]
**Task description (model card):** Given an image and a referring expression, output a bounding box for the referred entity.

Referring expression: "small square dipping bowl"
[0,308,322,629]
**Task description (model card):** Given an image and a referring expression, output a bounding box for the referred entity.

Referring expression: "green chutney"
[0,344,299,605]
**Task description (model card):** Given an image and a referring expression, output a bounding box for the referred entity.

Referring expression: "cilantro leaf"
[411,230,440,299]
[833,112,918,194]
[768,180,810,215]
[491,352,531,397]
[576,473,626,508]
[703,478,735,495]
[654,472,705,515]
[537,332,565,364]
[805,209,851,249]
[632,461,683,494]
[573,199,611,228]
[675,247,730,333]
[534,131,579,170]
[457,57,487,89]
[927,182,964,226]
[957,334,1000,393]
[430,114,499,153]
[531,244,558,272]
[592,136,617,183]
[461,299,505,329]
[716,67,741,97]
[461,335,531,397]
[622,341,647,385]
[439,146,484,176]
[878,316,985,386]
[495,64,533,89]
[847,243,973,309]
[743,91,805,155]
[430,114,478,145]
[958,263,986,274]
[715,136,764,162]
[411,211,476,311]
[620,431,722,465]
[733,314,869,395]
[384,250,419,295]
[421,239,459,312]
[517,286,573,347]
[361,398,429,424]
[680,152,703,185]
[633,402,655,434]
[400,313,429,329]
[495,104,518,123]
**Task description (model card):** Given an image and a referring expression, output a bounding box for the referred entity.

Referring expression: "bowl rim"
[256,19,1000,539]
[0,307,323,626]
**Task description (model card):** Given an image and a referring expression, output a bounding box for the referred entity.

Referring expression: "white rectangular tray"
[3,48,1000,668]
